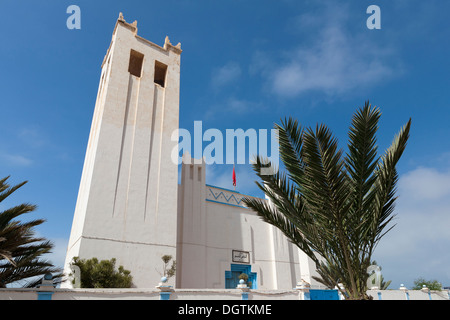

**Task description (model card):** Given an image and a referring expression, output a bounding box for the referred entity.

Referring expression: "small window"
[128,49,144,77]
[154,61,168,87]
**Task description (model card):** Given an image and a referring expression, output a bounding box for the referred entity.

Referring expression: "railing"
[0,278,448,300]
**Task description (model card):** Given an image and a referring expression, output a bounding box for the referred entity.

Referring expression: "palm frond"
[275,117,305,188]
[368,118,411,249]
[0,176,62,288]
[244,102,411,299]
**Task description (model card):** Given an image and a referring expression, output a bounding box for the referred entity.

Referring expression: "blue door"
[310,289,339,300]
[225,264,257,289]
[225,270,241,289]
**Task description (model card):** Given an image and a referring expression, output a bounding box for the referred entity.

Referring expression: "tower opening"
[154,61,168,87]
[128,49,144,77]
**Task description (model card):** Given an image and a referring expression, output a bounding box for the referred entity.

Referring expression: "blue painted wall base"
[309,289,339,300]
[160,292,172,300]
[37,292,54,300]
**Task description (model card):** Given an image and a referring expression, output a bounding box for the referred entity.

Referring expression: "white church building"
[62,14,321,290]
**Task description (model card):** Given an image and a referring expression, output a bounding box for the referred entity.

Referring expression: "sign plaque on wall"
[232,250,250,264]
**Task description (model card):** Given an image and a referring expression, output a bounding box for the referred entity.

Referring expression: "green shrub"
[70,257,133,288]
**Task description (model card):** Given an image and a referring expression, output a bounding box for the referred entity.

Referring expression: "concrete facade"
[176,154,321,290]
[1,287,448,300]
[63,14,321,290]
[63,14,182,288]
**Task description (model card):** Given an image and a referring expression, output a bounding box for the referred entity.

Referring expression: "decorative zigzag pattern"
[206,187,244,207]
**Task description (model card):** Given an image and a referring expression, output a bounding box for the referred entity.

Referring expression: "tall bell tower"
[63,14,182,288]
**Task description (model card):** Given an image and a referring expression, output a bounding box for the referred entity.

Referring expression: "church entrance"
[225,264,257,289]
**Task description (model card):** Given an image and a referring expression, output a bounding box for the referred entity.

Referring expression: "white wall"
[1,288,448,300]
[63,15,181,288]
[367,289,449,300]
[176,155,322,290]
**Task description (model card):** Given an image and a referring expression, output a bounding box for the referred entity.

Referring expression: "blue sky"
[1,0,450,289]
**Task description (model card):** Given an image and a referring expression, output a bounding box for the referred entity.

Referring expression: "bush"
[412,277,442,291]
[70,257,133,288]
[160,255,176,280]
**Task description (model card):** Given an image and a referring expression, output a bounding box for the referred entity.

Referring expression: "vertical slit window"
[129,49,144,77]
[154,61,168,87]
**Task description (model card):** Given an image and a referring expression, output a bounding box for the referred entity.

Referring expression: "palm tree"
[0,176,62,288]
[243,102,411,300]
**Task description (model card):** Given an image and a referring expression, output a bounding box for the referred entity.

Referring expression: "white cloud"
[374,165,450,288]
[0,153,33,167]
[18,127,48,148]
[398,167,450,201]
[203,96,264,120]
[224,97,264,115]
[252,4,399,98]
[211,62,242,89]
[271,31,394,97]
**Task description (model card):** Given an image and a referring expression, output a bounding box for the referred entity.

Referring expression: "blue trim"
[303,292,311,300]
[428,292,432,300]
[241,292,249,300]
[206,185,265,208]
[225,264,257,289]
[160,292,171,300]
[405,292,410,300]
[231,264,250,272]
[309,289,339,300]
[206,199,247,209]
[206,184,264,200]
[37,292,54,300]
[205,184,266,200]
[208,188,244,204]
[377,292,382,300]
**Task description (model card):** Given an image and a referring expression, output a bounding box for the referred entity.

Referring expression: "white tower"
[63,14,182,288]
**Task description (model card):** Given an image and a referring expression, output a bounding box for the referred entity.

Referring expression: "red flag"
[232,165,236,187]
